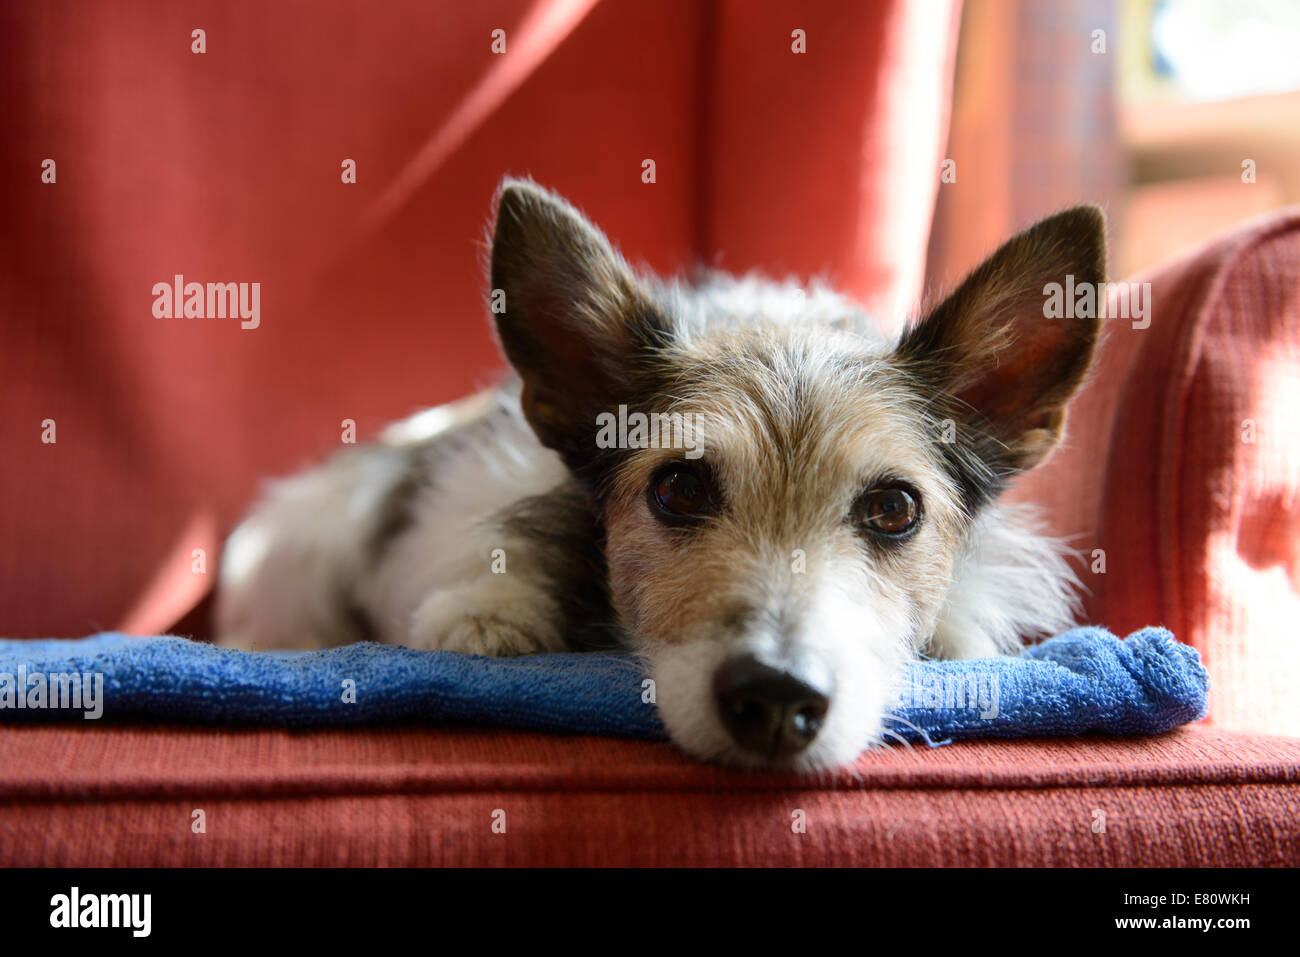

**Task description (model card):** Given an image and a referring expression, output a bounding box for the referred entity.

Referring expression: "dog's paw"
[407,582,565,657]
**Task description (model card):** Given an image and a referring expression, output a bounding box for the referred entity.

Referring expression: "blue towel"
[0,626,1206,744]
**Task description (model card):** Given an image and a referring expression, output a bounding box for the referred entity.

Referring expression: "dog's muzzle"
[712,654,832,758]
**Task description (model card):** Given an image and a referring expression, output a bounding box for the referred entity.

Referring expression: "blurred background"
[928,0,1300,290]
[2,0,1298,653]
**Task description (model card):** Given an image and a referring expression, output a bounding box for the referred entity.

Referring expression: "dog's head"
[490,179,1105,770]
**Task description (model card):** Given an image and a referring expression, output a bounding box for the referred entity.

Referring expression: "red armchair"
[2,1,1297,866]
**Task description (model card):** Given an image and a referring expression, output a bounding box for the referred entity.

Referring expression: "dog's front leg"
[407,575,567,657]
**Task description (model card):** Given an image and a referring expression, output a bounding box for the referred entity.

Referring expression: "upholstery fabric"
[1010,208,1300,736]
[0,0,958,639]
[4,1,1299,866]
[1,724,1295,865]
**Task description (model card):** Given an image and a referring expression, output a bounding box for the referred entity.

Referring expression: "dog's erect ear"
[490,179,668,460]
[897,206,1106,473]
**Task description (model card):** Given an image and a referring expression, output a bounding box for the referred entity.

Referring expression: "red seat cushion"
[3,723,1296,865]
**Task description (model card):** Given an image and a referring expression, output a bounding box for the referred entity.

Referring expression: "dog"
[217,179,1105,771]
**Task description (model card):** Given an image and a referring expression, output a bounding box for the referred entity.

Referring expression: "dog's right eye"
[649,464,714,524]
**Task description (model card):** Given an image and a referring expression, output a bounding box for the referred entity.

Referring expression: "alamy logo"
[50,887,151,937]
[1042,275,1151,329]
[595,405,705,459]
[0,666,103,719]
[152,274,260,329]
[895,667,1000,719]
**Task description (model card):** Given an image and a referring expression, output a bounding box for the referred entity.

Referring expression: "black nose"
[712,655,831,758]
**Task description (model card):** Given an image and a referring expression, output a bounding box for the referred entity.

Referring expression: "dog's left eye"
[649,464,714,523]
[855,486,920,537]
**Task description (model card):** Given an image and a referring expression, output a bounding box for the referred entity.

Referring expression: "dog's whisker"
[884,711,953,749]
[879,728,914,751]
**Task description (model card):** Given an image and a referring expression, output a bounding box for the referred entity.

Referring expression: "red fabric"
[1010,208,1300,736]
[6,3,1300,866]
[0,0,958,639]
[2,723,1296,865]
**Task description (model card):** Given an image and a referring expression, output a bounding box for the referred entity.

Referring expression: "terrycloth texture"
[0,626,1207,743]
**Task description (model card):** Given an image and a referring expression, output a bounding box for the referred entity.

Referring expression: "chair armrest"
[1011,207,1300,735]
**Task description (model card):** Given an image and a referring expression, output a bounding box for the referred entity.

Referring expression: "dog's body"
[218,180,1105,771]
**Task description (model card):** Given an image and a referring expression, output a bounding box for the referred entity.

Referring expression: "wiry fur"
[217,179,1104,772]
